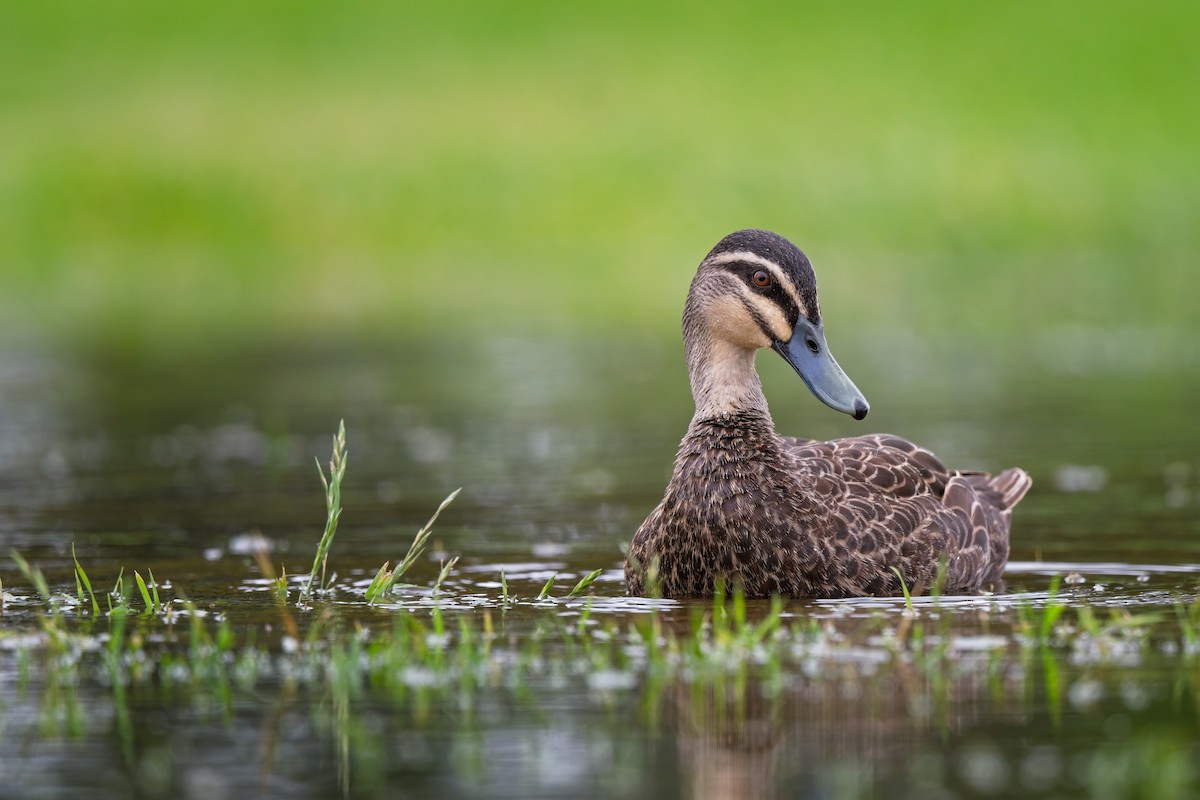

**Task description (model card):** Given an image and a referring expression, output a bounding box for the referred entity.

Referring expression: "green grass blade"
[148,568,161,612]
[1177,603,1199,647]
[567,568,603,598]
[433,556,459,594]
[732,586,747,628]
[107,606,127,659]
[1040,575,1066,643]
[377,488,461,596]
[931,553,949,599]
[537,573,557,600]
[72,544,100,615]
[10,551,50,602]
[275,567,289,604]
[891,567,915,612]
[302,420,348,604]
[750,595,784,645]
[112,566,125,603]
[109,568,132,617]
[134,571,153,613]
[364,562,392,604]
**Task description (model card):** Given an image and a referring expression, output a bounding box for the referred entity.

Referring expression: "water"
[1,334,1199,798]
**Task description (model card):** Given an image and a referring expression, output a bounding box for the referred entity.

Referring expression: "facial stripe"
[735,293,776,344]
[739,290,792,342]
[706,250,808,318]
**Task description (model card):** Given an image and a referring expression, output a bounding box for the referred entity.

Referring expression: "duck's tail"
[989,468,1033,510]
[958,468,1033,512]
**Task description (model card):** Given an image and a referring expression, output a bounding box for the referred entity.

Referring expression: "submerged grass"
[5,567,1198,758]
[4,552,1200,798]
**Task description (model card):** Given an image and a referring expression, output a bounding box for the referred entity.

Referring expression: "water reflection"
[2,586,1198,799]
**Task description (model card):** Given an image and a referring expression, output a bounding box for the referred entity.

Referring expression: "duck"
[624,229,1031,599]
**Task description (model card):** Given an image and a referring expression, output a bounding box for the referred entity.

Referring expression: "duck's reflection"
[655,621,1029,800]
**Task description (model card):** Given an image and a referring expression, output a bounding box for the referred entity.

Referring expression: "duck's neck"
[685,332,771,424]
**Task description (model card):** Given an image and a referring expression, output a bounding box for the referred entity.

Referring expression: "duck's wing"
[781,433,951,496]
[780,433,1027,594]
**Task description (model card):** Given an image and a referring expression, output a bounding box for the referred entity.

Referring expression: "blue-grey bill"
[772,320,869,420]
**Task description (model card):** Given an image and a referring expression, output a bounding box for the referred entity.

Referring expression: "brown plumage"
[625,230,1031,598]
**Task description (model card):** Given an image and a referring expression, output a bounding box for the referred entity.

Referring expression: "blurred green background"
[2,0,1197,351]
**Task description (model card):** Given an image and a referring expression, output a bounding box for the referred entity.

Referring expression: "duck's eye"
[752,270,771,287]
[805,337,820,354]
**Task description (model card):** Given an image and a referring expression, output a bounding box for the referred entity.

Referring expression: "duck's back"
[783,433,1031,595]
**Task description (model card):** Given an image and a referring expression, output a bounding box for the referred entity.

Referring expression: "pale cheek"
[707,297,771,349]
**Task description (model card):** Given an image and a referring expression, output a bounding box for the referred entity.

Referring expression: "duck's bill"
[772,319,870,420]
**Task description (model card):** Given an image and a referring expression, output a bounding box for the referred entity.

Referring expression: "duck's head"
[683,229,869,420]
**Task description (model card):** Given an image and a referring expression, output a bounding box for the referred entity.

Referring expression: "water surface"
[1,334,1198,798]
